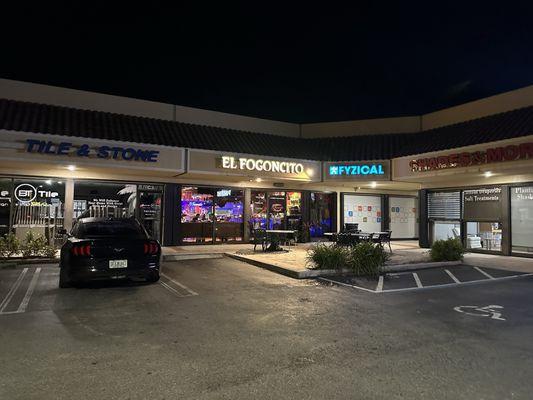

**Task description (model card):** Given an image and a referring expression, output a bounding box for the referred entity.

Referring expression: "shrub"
[41,245,58,258]
[21,231,51,258]
[307,243,349,270]
[348,242,390,277]
[430,238,465,262]
[0,233,20,258]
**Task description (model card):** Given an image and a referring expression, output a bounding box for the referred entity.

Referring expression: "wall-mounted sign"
[14,183,59,203]
[25,139,160,162]
[463,187,503,220]
[324,161,390,181]
[409,142,533,172]
[219,156,305,174]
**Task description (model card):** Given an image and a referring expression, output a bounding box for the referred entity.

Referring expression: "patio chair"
[252,228,268,252]
[372,231,392,253]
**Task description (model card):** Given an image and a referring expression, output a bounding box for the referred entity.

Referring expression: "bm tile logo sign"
[328,164,385,176]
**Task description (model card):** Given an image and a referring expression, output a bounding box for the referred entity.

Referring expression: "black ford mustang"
[58,217,161,288]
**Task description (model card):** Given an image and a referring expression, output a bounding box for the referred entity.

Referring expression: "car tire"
[59,267,72,288]
[147,270,160,283]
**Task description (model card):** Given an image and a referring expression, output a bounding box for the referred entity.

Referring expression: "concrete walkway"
[163,241,533,278]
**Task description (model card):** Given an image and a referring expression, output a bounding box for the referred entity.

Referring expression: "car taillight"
[72,244,91,257]
[143,241,159,255]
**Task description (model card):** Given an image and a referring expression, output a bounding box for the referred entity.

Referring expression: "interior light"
[67,165,76,171]
[484,171,493,178]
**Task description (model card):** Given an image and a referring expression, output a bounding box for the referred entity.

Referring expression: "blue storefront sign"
[25,139,159,162]
[328,164,385,176]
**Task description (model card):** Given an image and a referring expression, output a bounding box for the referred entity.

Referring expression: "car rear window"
[77,220,146,238]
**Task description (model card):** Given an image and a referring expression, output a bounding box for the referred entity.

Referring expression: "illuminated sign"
[220,156,305,174]
[216,189,232,197]
[14,183,59,203]
[409,142,533,172]
[328,164,385,176]
[25,139,159,162]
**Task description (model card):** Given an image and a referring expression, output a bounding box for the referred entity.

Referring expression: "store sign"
[463,187,503,220]
[25,139,159,162]
[410,142,533,172]
[14,183,59,203]
[324,161,390,181]
[328,163,385,176]
[219,156,305,174]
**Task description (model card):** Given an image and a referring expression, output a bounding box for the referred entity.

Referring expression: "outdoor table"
[264,229,297,251]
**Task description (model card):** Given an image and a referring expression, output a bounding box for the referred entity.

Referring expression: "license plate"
[109,259,128,269]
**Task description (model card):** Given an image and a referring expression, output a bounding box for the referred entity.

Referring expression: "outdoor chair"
[372,231,392,253]
[252,228,268,252]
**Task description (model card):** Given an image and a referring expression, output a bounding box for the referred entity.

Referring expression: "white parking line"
[413,272,423,288]
[474,266,495,279]
[0,268,28,313]
[376,275,384,292]
[17,267,41,313]
[445,269,461,284]
[160,273,198,297]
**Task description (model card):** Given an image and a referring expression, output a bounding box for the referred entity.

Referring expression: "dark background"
[2,3,533,123]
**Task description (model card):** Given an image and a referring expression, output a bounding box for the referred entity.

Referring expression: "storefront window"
[343,194,382,233]
[74,181,137,219]
[511,186,533,254]
[286,192,302,231]
[428,191,461,244]
[250,191,267,229]
[432,221,461,241]
[389,197,418,239]
[268,192,286,229]
[0,179,11,237]
[310,192,333,238]
[181,187,214,243]
[466,221,502,251]
[12,178,65,247]
[214,189,243,242]
[138,185,163,240]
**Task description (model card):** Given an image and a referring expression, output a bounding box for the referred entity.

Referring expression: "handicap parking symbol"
[453,305,506,321]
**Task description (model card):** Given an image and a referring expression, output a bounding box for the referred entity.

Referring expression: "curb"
[163,254,224,262]
[0,258,58,268]
[226,252,463,279]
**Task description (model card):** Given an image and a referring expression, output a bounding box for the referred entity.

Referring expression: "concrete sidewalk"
[163,241,533,279]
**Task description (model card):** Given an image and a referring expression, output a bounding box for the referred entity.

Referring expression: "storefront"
[393,136,533,257]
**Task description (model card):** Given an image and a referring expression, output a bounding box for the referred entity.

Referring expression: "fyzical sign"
[324,161,390,181]
[328,164,385,176]
[219,156,305,174]
[409,142,533,172]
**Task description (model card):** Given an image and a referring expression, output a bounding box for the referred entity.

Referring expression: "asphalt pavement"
[1,258,533,399]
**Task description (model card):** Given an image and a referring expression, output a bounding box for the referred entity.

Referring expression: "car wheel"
[147,270,160,283]
[59,267,72,288]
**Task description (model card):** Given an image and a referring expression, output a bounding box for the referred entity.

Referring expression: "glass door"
[214,189,244,242]
[138,189,163,241]
[268,192,286,229]
[286,192,302,231]
[310,192,333,238]
[180,187,214,243]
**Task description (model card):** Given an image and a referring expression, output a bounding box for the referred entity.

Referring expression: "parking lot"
[1,258,533,399]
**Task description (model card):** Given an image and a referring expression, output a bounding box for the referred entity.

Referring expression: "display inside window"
[139,188,163,240]
[389,197,418,239]
[250,191,267,229]
[286,192,302,231]
[466,221,502,252]
[214,189,243,242]
[310,192,333,238]
[181,187,214,243]
[268,192,286,229]
[343,194,382,233]
[74,181,137,219]
[511,186,533,254]
[432,221,461,242]
[12,178,65,247]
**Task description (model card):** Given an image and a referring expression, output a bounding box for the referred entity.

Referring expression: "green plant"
[430,238,465,261]
[41,245,57,258]
[21,231,51,258]
[348,242,390,277]
[0,233,20,258]
[306,243,349,270]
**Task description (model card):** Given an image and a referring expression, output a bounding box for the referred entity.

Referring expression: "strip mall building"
[1,79,533,257]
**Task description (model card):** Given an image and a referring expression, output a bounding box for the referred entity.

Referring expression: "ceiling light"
[370,181,377,188]
[67,165,76,171]
[255,178,262,182]
[484,171,493,178]
[306,168,314,177]
[45,179,52,185]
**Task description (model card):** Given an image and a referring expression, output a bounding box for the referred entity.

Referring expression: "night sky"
[2,3,533,123]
